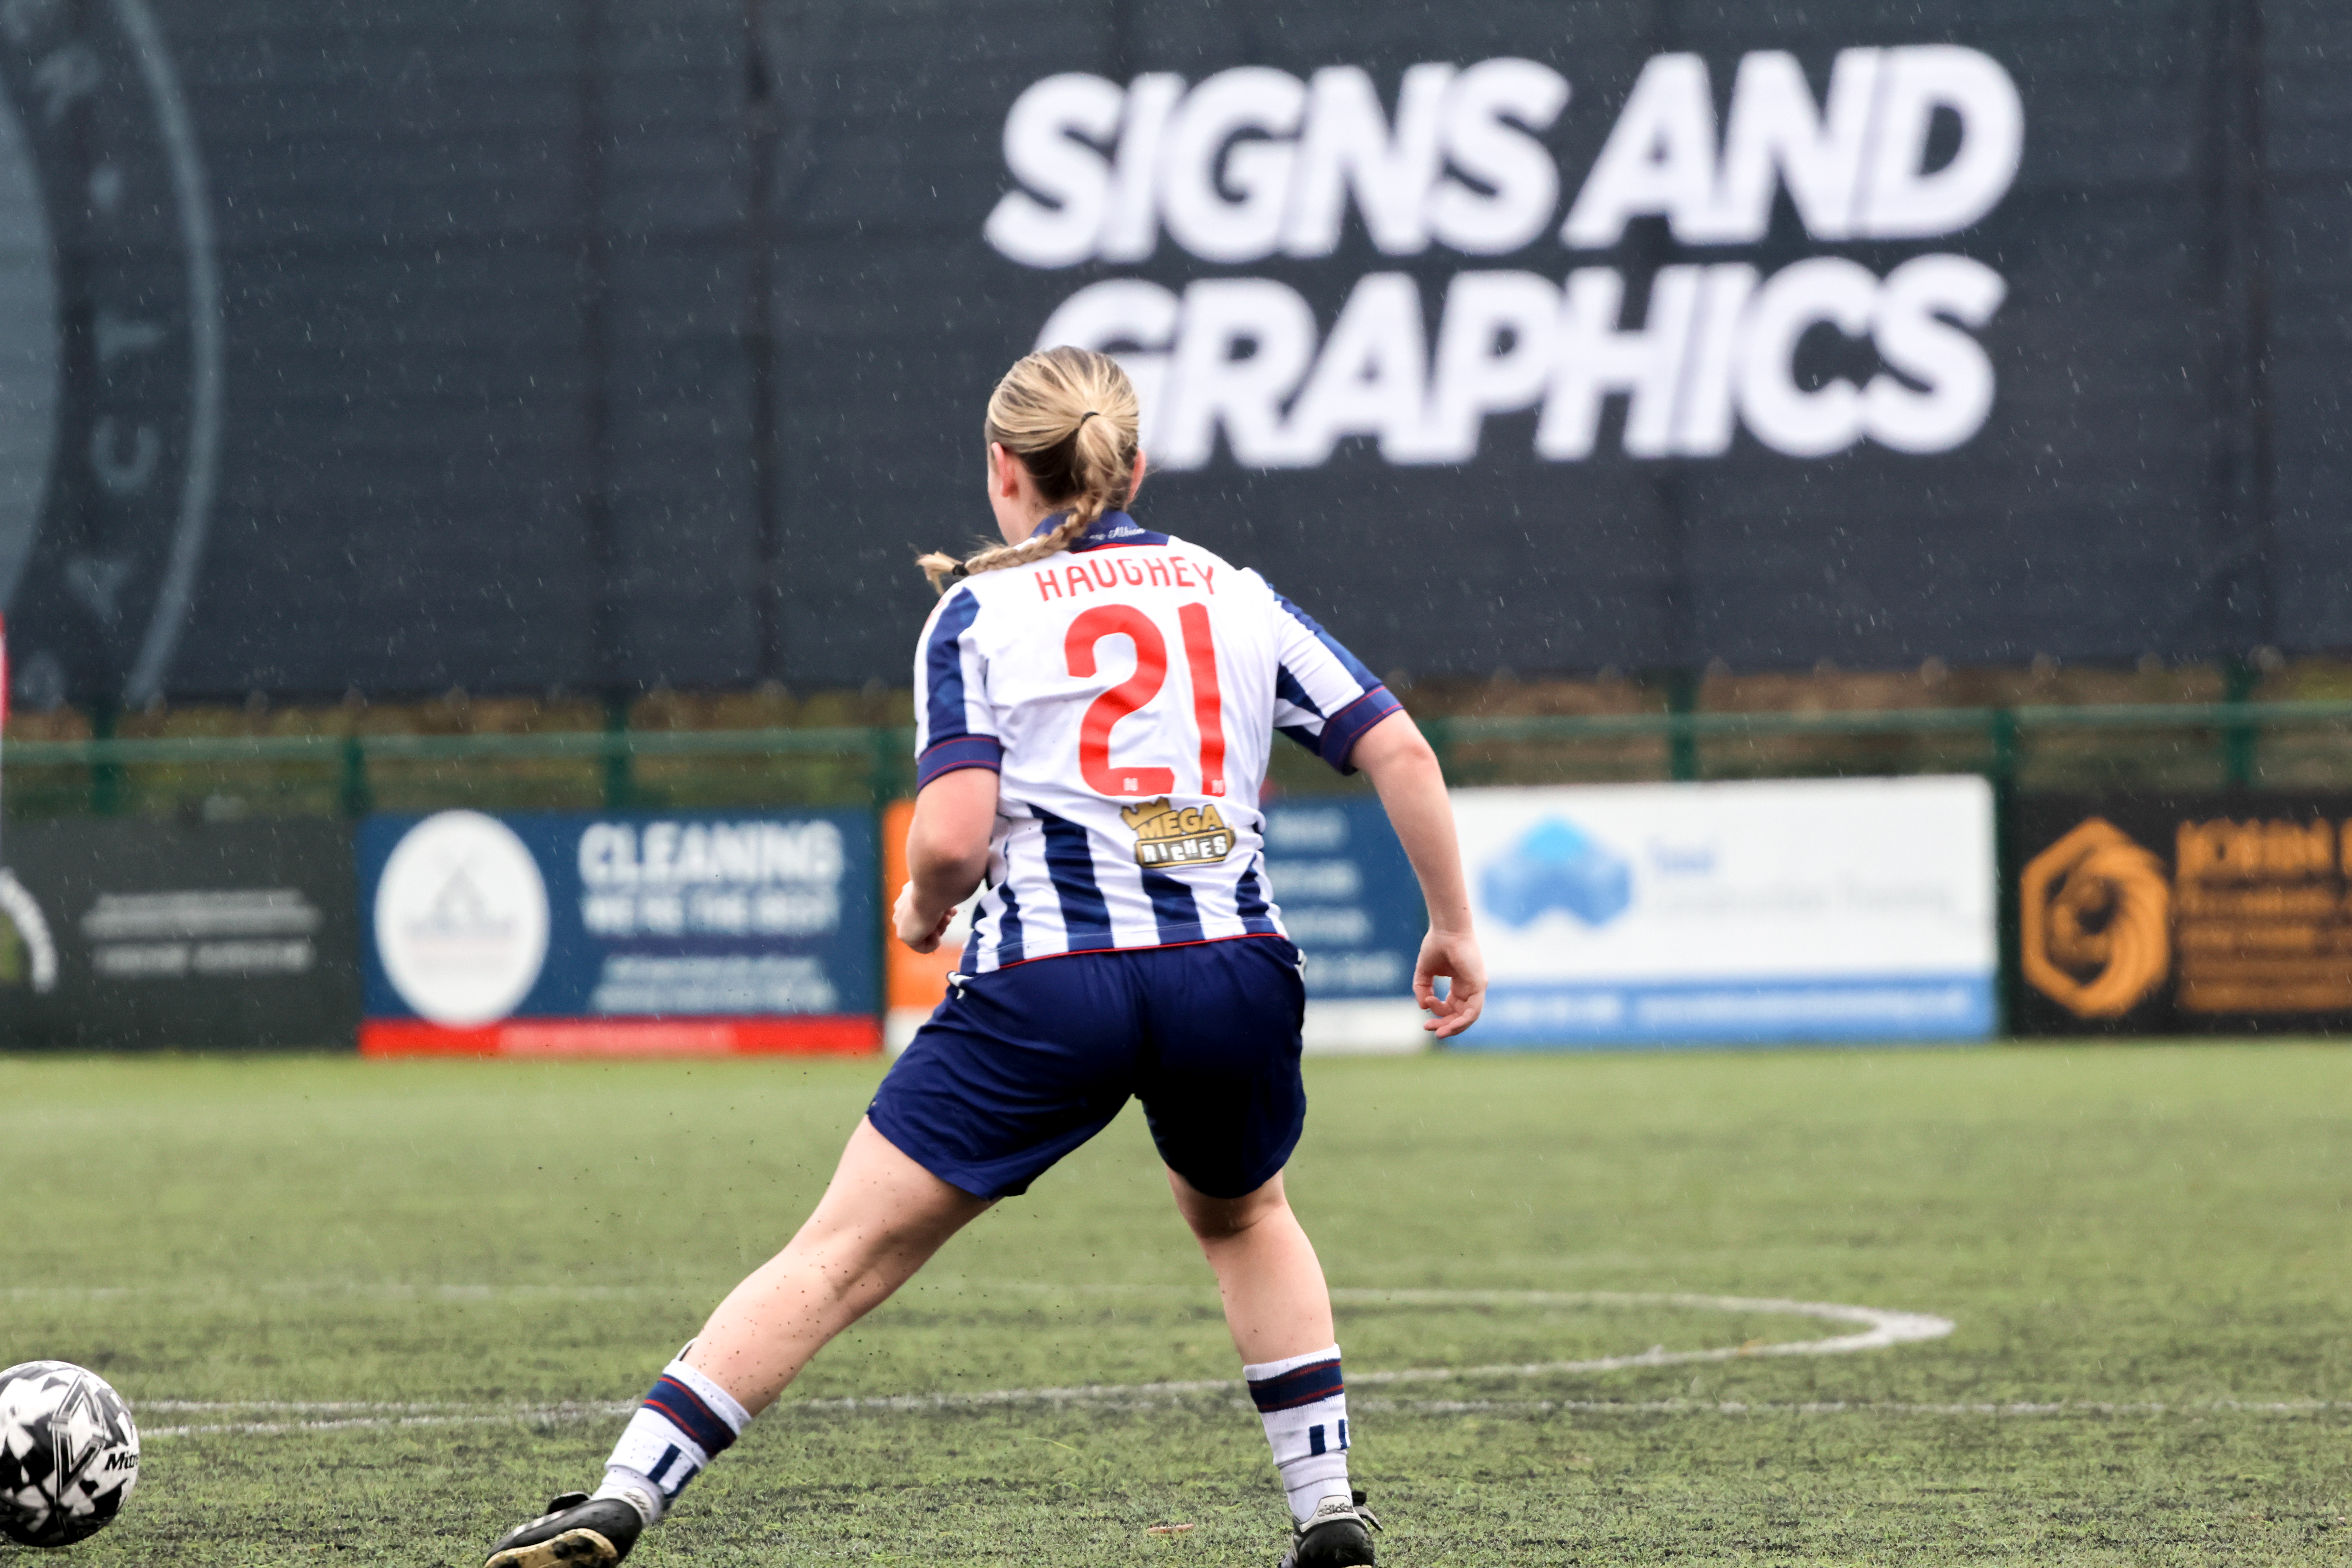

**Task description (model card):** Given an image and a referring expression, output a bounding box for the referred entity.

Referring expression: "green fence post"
[2222,656,2258,788]
[88,701,120,817]
[1666,667,1699,782]
[1424,714,1456,779]
[339,733,372,819]
[602,690,633,811]
[1989,706,2019,1040]
[1990,705,2018,787]
[869,724,912,809]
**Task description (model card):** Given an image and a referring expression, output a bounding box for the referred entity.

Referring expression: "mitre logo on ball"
[0,0,221,711]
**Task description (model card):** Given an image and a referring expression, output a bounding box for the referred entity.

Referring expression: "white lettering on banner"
[1103,73,1183,262]
[1425,58,1571,256]
[1161,67,1306,263]
[1281,64,1453,258]
[1535,266,1702,461]
[991,45,2023,470]
[1043,255,2005,466]
[1407,270,1559,463]
[575,820,847,941]
[576,820,847,889]
[1277,272,1429,465]
[984,72,1123,268]
[1560,47,2025,246]
[1155,278,1319,468]
[1264,858,1364,899]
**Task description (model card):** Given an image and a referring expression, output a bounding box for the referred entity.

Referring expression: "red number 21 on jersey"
[1064,603,1227,798]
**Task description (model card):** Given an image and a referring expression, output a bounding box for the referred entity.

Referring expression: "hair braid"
[918,346,1141,593]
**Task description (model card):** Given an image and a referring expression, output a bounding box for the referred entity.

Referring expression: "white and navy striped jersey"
[913,511,1400,974]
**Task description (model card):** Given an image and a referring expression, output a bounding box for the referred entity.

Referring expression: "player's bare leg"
[684,1117,990,1412]
[483,1120,986,1567]
[1171,1168,1380,1568]
[1170,1168,1335,1361]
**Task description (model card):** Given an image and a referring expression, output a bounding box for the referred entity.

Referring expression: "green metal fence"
[4,699,2350,821]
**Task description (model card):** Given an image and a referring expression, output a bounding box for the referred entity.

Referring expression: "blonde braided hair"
[919,346,1141,593]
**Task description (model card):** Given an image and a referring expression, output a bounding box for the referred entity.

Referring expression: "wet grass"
[3,1045,2349,1564]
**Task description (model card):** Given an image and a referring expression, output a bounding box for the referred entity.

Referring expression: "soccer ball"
[0,1362,140,1546]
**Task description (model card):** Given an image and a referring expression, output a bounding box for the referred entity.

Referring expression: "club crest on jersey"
[1122,798,1232,868]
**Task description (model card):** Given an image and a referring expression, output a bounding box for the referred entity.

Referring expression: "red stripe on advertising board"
[360,1016,881,1058]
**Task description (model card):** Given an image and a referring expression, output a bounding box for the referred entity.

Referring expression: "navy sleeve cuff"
[916,734,1003,788]
[1320,687,1403,775]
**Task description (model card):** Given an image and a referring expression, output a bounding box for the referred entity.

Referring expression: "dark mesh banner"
[0,2,2316,702]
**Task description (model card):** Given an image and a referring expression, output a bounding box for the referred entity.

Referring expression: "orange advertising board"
[881,799,969,1051]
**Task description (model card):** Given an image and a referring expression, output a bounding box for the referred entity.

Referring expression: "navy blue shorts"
[867,935,1308,1201]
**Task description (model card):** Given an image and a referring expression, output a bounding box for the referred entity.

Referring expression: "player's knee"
[1170,1169,1288,1243]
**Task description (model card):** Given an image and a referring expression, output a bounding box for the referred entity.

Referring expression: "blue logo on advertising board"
[1481,818,1632,927]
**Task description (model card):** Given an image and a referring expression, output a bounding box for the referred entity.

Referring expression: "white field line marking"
[138,1397,2352,1440]
[135,1291,1958,1437]
[1,1283,684,1302]
[1359,1398,2352,1417]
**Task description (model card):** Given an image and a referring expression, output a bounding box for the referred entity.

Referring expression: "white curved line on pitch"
[135,1292,1951,1436]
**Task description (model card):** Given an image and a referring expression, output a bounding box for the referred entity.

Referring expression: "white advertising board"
[1452,776,1996,1047]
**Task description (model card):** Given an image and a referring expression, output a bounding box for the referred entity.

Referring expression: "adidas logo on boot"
[1279,1490,1382,1568]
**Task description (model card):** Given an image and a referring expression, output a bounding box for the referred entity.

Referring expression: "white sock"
[1244,1343,1352,1525]
[596,1358,751,1524]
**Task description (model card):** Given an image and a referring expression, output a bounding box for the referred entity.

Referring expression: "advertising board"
[880,798,972,1056]
[0,818,359,1050]
[2013,795,2352,1036]
[880,796,1428,1055]
[357,809,879,1057]
[1263,798,1428,1053]
[1450,777,1996,1048]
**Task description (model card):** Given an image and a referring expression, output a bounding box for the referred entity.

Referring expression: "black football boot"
[482,1492,646,1568]
[1277,1490,1382,1568]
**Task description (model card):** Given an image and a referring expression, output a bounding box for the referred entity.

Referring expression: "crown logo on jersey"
[1122,798,1233,868]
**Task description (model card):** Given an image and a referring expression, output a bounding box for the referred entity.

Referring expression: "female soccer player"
[485,347,1485,1568]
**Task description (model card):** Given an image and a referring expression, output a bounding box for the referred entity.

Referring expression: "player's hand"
[894,880,956,953]
[1414,928,1486,1038]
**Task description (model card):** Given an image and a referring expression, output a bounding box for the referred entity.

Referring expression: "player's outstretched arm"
[1351,712,1485,1037]
[895,767,998,952]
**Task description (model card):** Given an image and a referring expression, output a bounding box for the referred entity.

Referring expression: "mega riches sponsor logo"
[1122,797,1234,868]
[989,47,2018,469]
[0,0,220,709]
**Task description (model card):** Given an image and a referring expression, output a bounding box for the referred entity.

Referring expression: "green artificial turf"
[3,1045,2349,1564]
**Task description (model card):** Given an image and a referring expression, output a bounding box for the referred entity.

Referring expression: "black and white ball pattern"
[0,1362,140,1547]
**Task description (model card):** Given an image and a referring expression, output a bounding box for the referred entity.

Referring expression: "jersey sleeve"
[1265,584,1403,775]
[912,585,1002,787]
